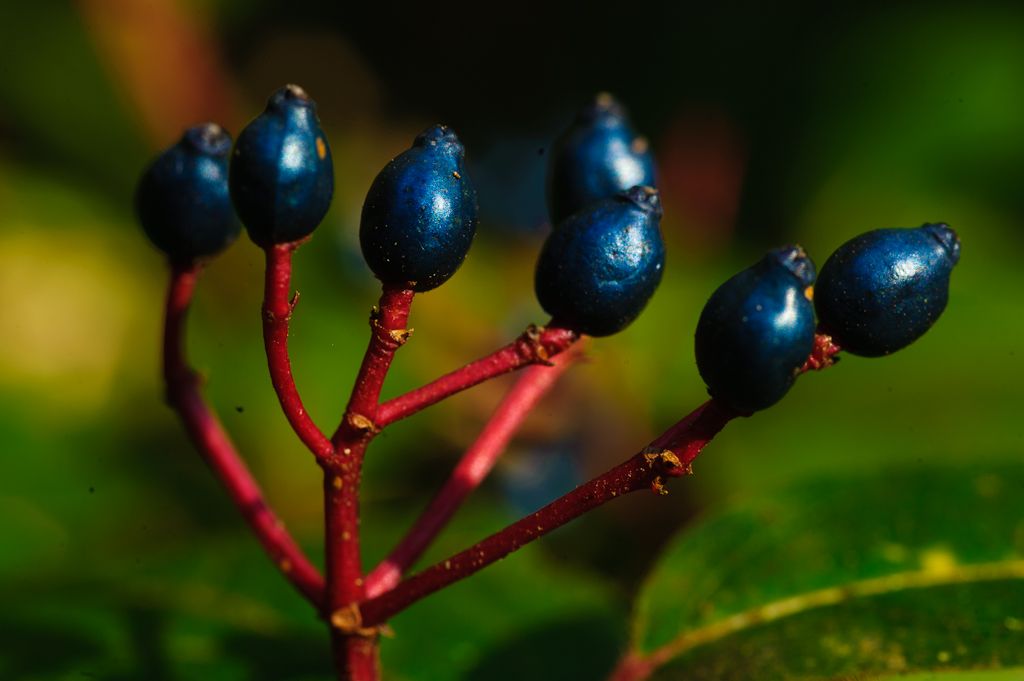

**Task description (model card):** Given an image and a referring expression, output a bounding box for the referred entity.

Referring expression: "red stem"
[331,634,380,681]
[325,284,414,681]
[647,399,738,469]
[325,452,380,681]
[365,344,584,598]
[374,324,579,428]
[163,264,325,608]
[358,399,737,626]
[801,332,841,372]
[331,285,415,445]
[606,653,656,681]
[263,244,335,459]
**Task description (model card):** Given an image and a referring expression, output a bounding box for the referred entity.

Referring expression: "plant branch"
[263,244,334,459]
[365,343,585,598]
[163,264,325,608]
[358,398,738,626]
[374,323,579,428]
[331,284,415,446]
[324,284,413,681]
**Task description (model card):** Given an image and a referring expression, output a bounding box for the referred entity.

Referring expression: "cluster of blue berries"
[136,86,960,416]
[536,93,662,336]
[135,87,664,333]
[696,223,960,413]
[135,84,335,261]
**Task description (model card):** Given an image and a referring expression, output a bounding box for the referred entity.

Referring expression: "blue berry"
[360,125,478,292]
[534,186,664,337]
[135,123,239,264]
[547,93,656,224]
[695,247,817,413]
[230,85,334,246]
[814,223,961,357]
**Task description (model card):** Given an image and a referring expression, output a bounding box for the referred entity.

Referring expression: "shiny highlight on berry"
[535,185,665,337]
[230,84,334,246]
[547,93,656,224]
[814,223,961,357]
[360,125,479,292]
[695,246,818,412]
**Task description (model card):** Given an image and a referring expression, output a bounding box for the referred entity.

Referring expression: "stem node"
[345,412,380,435]
[330,604,389,640]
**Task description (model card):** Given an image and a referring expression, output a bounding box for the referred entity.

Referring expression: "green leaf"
[625,464,1024,680]
[0,498,623,681]
[382,545,625,681]
[0,537,330,681]
[877,672,1024,681]
[373,502,627,681]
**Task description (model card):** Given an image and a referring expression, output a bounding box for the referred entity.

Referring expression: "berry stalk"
[358,399,737,625]
[263,244,334,458]
[800,332,842,372]
[374,323,579,428]
[163,264,325,607]
[365,343,584,597]
[331,284,415,445]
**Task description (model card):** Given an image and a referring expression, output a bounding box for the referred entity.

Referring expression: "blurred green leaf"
[365,495,626,681]
[626,464,1024,680]
[0,537,329,681]
[382,543,624,681]
[0,490,623,681]
[877,672,1024,681]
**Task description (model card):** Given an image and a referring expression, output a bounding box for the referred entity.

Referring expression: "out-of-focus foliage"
[1,1,1022,679]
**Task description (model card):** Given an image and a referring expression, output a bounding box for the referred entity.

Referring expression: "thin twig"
[163,264,325,607]
[365,343,584,597]
[262,244,334,459]
[358,399,738,625]
[374,324,579,428]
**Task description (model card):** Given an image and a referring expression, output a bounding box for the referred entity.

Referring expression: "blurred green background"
[1,1,1022,679]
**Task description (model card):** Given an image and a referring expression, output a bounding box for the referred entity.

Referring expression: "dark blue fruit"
[814,223,961,357]
[547,93,656,224]
[360,125,478,292]
[230,84,334,246]
[534,186,664,337]
[135,123,239,264]
[695,247,817,413]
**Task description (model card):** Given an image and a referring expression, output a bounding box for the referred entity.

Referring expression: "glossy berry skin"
[360,125,478,292]
[815,223,960,357]
[695,247,817,413]
[230,85,334,246]
[535,186,664,337]
[547,93,656,225]
[135,123,240,264]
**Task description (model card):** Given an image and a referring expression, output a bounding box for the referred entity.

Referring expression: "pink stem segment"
[263,244,334,459]
[163,264,325,608]
[358,399,738,625]
[374,324,579,428]
[365,343,584,597]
